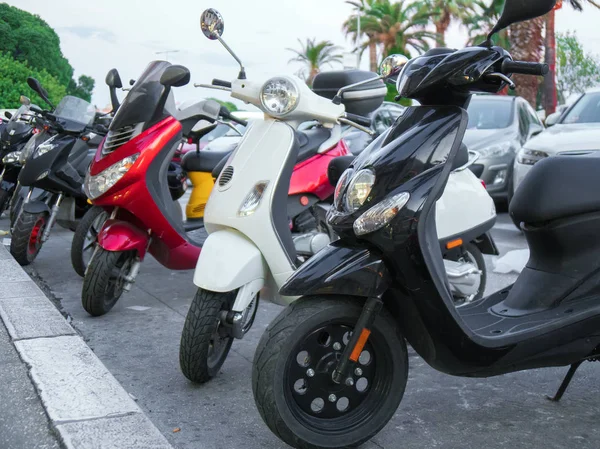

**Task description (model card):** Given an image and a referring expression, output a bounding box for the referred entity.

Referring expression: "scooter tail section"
[193,229,266,293]
[97,219,149,260]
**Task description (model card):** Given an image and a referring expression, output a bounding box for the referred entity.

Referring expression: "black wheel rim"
[104,252,134,305]
[284,321,392,432]
[207,301,232,370]
[82,212,109,268]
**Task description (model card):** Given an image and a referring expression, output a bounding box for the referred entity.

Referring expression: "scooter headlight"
[354,192,410,236]
[33,135,58,158]
[260,77,299,117]
[333,168,353,211]
[345,169,375,213]
[2,151,21,164]
[84,154,139,200]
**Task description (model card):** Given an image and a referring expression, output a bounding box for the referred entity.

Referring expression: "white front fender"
[193,229,267,292]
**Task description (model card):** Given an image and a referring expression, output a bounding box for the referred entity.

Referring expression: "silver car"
[464,95,544,202]
[513,88,600,193]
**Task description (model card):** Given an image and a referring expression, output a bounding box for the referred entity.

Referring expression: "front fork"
[41,193,64,242]
[332,296,383,384]
[0,167,5,183]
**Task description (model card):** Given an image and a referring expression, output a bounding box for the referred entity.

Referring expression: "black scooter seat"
[181,148,233,173]
[296,127,331,163]
[510,155,600,224]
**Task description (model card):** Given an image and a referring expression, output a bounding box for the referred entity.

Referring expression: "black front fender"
[23,200,50,215]
[280,242,391,298]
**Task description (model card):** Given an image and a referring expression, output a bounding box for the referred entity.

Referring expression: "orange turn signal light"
[446,238,463,250]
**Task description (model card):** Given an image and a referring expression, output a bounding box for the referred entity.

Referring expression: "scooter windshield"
[54,96,96,126]
[109,60,175,131]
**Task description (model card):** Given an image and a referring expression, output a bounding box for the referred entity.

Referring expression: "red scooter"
[81,61,349,316]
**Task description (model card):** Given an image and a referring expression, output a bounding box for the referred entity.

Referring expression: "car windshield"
[466,99,513,130]
[562,92,600,124]
[54,96,96,125]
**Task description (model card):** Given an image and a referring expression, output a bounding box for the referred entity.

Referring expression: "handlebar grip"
[501,60,549,76]
[212,79,232,88]
[346,113,372,128]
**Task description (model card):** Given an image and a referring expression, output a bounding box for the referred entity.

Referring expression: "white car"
[513,88,600,192]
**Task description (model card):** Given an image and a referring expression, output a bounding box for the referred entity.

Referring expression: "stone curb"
[0,245,173,449]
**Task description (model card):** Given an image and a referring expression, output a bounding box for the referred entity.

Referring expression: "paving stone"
[0,296,75,340]
[0,280,45,299]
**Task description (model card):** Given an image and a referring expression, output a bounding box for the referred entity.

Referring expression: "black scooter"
[252,1,589,448]
[10,78,106,265]
[0,97,37,214]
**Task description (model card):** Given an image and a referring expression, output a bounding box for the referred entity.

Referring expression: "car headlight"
[345,169,376,213]
[260,77,299,116]
[354,192,410,236]
[517,148,549,166]
[33,136,58,158]
[84,154,139,200]
[2,151,21,164]
[476,141,513,158]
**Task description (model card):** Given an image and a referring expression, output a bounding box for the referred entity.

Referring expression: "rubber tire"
[179,288,235,384]
[81,248,133,316]
[9,189,24,230]
[252,296,408,449]
[0,188,11,216]
[464,242,486,301]
[70,206,108,277]
[10,211,47,266]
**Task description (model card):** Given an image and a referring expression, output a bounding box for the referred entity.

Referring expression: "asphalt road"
[2,210,600,449]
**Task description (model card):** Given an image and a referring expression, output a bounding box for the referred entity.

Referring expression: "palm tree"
[543,0,600,115]
[287,38,343,85]
[463,0,507,47]
[343,0,435,72]
[424,0,477,47]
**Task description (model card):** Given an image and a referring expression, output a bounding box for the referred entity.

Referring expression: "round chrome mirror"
[19,95,31,106]
[200,9,224,40]
[379,54,409,79]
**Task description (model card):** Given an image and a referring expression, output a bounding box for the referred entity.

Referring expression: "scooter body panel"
[202,119,297,288]
[435,168,496,240]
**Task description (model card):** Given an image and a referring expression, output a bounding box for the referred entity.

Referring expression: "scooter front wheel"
[81,248,135,316]
[179,288,237,383]
[252,296,408,449]
[10,211,48,265]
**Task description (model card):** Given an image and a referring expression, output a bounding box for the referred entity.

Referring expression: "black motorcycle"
[251,2,585,448]
[0,98,37,214]
[10,78,106,265]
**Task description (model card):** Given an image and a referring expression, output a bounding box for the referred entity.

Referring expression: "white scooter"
[179,9,497,383]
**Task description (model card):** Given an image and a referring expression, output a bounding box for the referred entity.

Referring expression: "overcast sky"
[10,0,600,109]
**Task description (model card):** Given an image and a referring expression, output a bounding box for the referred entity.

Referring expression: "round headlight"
[334,168,353,211]
[260,77,299,116]
[345,169,375,212]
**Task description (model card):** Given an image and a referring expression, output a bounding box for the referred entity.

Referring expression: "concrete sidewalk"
[0,244,173,449]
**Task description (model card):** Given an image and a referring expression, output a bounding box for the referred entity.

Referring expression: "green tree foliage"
[67,75,95,102]
[288,38,343,86]
[207,97,238,112]
[556,31,600,101]
[0,3,72,85]
[424,0,476,47]
[0,4,95,103]
[0,53,66,108]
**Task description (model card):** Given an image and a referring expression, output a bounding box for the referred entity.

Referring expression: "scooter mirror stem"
[332,75,383,105]
[215,35,246,80]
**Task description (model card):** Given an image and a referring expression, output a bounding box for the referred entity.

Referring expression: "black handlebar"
[501,60,549,76]
[212,79,232,89]
[218,106,247,127]
[346,113,372,128]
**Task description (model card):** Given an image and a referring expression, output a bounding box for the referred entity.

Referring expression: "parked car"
[513,87,600,192]
[464,94,544,202]
[343,101,407,154]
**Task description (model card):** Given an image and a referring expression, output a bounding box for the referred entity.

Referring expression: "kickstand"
[546,361,583,402]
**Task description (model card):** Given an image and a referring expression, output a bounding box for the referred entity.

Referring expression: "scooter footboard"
[193,229,267,303]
